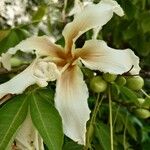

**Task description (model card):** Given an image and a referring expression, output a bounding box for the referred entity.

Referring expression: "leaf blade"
[95,122,111,150]
[0,95,29,149]
[30,92,63,150]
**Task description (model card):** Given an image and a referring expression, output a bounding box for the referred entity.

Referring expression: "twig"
[109,86,114,150]
[84,94,104,150]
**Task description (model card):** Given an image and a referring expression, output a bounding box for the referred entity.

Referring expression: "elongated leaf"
[30,92,63,150]
[32,5,47,22]
[140,11,150,33]
[0,30,10,42]
[120,86,138,104]
[0,95,29,149]
[37,88,55,104]
[126,118,137,141]
[0,29,28,54]
[113,108,137,141]
[0,30,19,54]
[63,141,83,150]
[95,122,111,150]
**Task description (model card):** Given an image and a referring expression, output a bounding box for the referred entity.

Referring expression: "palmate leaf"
[30,92,64,150]
[0,94,28,149]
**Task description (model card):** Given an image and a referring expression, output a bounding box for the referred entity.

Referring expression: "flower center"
[65,54,78,66]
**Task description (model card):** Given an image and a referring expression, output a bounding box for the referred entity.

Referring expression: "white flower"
[0,0,140,145]
[0,58,60,102]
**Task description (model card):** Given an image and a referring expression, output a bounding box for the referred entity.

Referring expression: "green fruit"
[134,108,150,119]
[116,76,126,86]
[136,98,149,109]
[142,97,150,109]
[103,73,117,83]
[90,76,107,93]
[126,76,144,91]
[137,98,145,105]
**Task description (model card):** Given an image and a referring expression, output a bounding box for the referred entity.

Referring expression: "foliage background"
[0,0,150,150]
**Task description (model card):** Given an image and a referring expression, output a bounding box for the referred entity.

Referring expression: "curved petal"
[75,40,140,75]
[1,36,64,70]
[0,53,12,70]
[63,0,124,53]
[55,65,90,145]
[68,0,83,16]
[0,59,60,101]
[14,114,44,150]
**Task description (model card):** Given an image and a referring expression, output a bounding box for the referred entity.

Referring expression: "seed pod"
[134,108,150,119]
[126,76,144,91]
[103,73,117,83]
[90,76,107,93]
[116,76,126,86]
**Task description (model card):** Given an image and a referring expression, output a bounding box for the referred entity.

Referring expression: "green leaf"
[123,21,138,40]
[95,122,111,150]
[30,92,63,150]
[63,141,83,150]
[0,95,29,149]
[32,5,47,22]
[55,37,65,47]
[120,111,137,141]
[119,86,138,104]
[118,0,136,19]
[0,29,28,54]
[126,117,137,141]
[0,30,19,54]
[113,107,138,141]
[0,30,10,42]
[37,88,55,104]
[140,11,150,33]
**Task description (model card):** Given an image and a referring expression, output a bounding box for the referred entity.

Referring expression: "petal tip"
[1,53,12,70]
[101,0,124,16]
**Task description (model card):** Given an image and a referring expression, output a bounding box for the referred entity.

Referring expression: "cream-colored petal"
[68,0,92,16]
[6,35,63,56]
[63,0,124,53]
[68,0,83,16]
[76,40,140,75]
[55,65,90,145]
[15,114,44,150]
[0,59,60,102]
[0,53,12,70]
[1,36,64,70]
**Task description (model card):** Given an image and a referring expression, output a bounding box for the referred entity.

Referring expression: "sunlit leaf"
[0,30,10,42]
[0,29,28,54]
